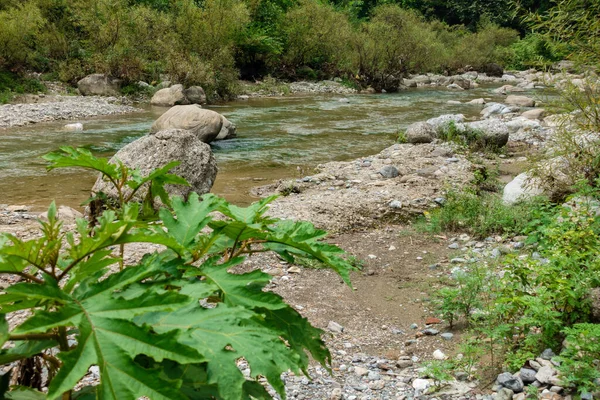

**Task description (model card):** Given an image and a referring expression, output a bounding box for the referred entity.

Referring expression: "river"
[0,87,510,210]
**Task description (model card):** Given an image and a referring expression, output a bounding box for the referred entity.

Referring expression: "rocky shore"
[0,95,140,128]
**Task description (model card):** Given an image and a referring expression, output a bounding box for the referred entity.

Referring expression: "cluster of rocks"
[0,96,139,129]
[492,349,596,400]
[90,103,240,204]
[257,142,472,232]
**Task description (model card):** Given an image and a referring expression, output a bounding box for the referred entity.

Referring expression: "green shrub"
[418,191,549,238]
[278,0,353,78]
[557,324,600,393]
[0,147,356,398]
[506,33,566,70]
[0,2,44,69]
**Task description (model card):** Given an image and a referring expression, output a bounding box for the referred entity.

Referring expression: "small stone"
[369,380,385,390]
[412,378,431,391]
[441,333,454,341]
[535,365,557,385]
[580,392,593,400]
[433,349,447,360]
[529,360,542,371]
[497,372,524,392]
[355,367,369,377]
[448,243,460,249]
[396,360,413,369]
[287,266,301,273]
[519,368,537,383]
[327,321,344,333]
[494,388,514,400]
[549,386,563,393]
[379,165,400,179]
[410,323,418,330]
[389,200,403,209]
[451,258,467,264]
[434,197,446,205]
[540,348,556,360]
[425,317,442,324]
[330,388,343,400]
[422,328,439,336]
[367,371,381,380]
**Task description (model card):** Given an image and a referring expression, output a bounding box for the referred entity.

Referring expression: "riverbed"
[0,87,512,210]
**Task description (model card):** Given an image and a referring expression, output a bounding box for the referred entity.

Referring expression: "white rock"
[433,349,447,360]
[64,123,84,131]
[502,173,544,205]
[412,379,432,391]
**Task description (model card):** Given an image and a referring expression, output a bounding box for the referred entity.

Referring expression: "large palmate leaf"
[142,303,301,400]
[10,258,202,400]
[43,147,120,182]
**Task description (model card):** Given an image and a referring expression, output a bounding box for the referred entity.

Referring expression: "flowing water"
[0,87,511,211]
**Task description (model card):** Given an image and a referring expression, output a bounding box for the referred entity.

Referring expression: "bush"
[557,324,600,393]
[419,190,549,238]
[0,147,356,398]
[506,33,566,70]
[278,0,353,78]
[0,2,44,69]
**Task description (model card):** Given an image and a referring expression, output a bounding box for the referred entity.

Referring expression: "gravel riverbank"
[0,95,141,129]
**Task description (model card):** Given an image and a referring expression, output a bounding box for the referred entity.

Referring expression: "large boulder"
[151,105,223,143]
[215,116,237,140]
[77,74,122,96]
[184,86,207,105]
[92,129,217,203]
[151,84,189,107]
[405,122,435,144]
[465,120,510,147]
[506,95,536,107]
[481,63,504,77]
[503,172,544,205]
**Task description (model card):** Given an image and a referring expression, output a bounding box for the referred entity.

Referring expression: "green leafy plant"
[557,323,600,393]
[421,360,454,390]
[0,147,356,399]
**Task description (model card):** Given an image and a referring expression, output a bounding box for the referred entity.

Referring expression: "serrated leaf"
[191,257,287,311]
[263,220,356,285]
[260,307,330,373]
[215,195,278,224]
[144,303,301,399]
[160,193,225,249]
[9,260,202,400]
[43,147,120,181]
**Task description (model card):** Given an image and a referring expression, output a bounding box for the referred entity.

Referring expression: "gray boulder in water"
[151,105,223,143]
[77,74,122,96]
[92,129,217,203]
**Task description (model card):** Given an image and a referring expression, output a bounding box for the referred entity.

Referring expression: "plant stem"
[9,333,60,341]
[119,243,125,271]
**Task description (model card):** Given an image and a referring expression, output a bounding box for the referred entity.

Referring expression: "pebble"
[441,332,454,341]
[433,349,447,360]
[448,242,460,249]
[379,165,400,178]
[389,200,403,209]
[422,328,439,336]
[327,321,344,333]
[412,379,431,391]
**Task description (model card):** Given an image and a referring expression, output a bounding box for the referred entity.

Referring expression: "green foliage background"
[0,0,568,99]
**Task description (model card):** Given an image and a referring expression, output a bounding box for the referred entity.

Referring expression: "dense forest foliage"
[0,0,582,99]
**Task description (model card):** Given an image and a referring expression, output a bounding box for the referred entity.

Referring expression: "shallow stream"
[0,86,512,210]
